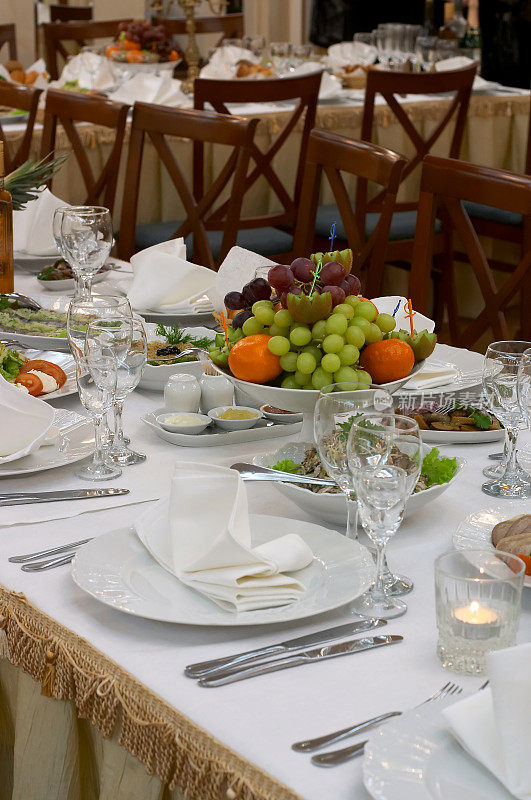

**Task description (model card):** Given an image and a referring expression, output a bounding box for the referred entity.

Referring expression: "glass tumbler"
[434,550,525,676]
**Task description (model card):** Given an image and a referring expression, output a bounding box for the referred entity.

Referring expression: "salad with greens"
[0,343,25,382]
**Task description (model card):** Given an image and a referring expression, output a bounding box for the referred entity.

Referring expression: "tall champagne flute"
[60,206,113,298]
[75,353,120,481]
[482,341,531,498]
[313,384,393,541]
[347,412,422,595]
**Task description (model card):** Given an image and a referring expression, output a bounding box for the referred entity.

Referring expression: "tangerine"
[359,339,415,384]
[228,334,282,384]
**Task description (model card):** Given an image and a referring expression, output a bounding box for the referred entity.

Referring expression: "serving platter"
[8,347,77,401]
[71,516,375,626]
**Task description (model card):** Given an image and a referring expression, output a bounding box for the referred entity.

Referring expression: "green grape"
[311,366,333,390]
[297,352,317,375]
[281,374,298,389]
[242,316,263,336]
[321,353,341,373]
[345,325,365,349]
[290,326,312,347]
[350,316,372,336]
[334,303,355,320]
[338,344,359,366]
[294,369,311,386]
[302,345,322,364]
[274,309,292,327]
[269,323,290,337]
[334,366,359,383]
[345,295,362,311]
[279,351,298,372]
[356,369,372,386]
[364,322,384,343]
[254,305,275,326]
[355,301,378,322]
[322,334,344,354]
[251,300,273,314]
[268,336,291,356]
[325,314,348,336]
[311,320,327,341]
[375,312,396,333]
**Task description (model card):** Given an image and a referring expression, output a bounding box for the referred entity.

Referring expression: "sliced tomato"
[15,372,43,396]
[516,554,531,576]
[18,359,67,387]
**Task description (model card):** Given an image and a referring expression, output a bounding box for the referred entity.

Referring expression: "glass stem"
[112,401,126,453]
[345,492,358,540]
[79,274,92,298]
[498,427,519,481]
[372,538,389,602]
[92,415,105,469]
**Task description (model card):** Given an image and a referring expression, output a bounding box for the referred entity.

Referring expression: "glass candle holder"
[434,550,525,675]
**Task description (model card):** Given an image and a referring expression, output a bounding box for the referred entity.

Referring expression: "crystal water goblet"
[415,35,438,71]
[75,353,121,481]
[60,206,113,298]
[517,347,531,426]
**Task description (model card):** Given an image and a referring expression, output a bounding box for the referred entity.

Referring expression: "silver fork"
[297,681,462,767]
[9,538,93,563]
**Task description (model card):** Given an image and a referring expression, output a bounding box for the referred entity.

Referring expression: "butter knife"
[185,618,387,678]
[198,635,403,687]
[0,488,129,506]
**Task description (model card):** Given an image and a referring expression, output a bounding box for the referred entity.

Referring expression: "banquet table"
[1,279,531,800]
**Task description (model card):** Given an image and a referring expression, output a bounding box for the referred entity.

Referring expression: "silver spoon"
[1,292,42,311]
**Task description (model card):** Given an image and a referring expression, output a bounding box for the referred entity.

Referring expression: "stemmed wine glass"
[75,352,120,481]
[60,206,113,298]
[52,205,69,261]
[86,316,147,465]
[354,465,408,618]
[517,347,531,426]
[347,413,422,596]
[313,384,393,542]
[482,341,531,498]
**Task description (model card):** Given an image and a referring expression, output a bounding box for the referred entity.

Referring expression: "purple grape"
[320,261,346,287]
[268,264,295,293]
[231,308,254,329]
[290,257,315,283]
[224,291,244,310]
[241,278,271,305]
[344,273,362,296]
[321,285,346,307]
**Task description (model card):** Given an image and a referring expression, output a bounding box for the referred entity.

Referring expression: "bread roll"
[491,515,529,546]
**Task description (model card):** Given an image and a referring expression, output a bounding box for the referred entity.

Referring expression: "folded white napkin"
[56,52,115,91]
[290,62,342,99]
[403,362,458,390]
[127,238,216,313]
[443,642,531,800]
[13,188,67,256]
[434,56,488,90]
[135,462,314,612]
[327,41,378,72]
[207,246,276,312]
[199,45,259,79]
[0,375,54,462]
[107,74,190,107]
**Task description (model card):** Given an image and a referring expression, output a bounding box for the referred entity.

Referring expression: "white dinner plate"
[253,442,465,526]
[14,252,59,272]
[71,516,375,626]
[363,696,514,800]
[395,345,484,396]
[453,503,531,589]
[36,270,108,292]
[417,427,505,445]
[0,408,93,477]
[11,347,77,401]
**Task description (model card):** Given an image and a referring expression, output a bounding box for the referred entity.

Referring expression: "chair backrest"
[43,19,132,80]
[40,88,129,213]
[194,71,321,232]
[293,129,407,297]
[50,5,93,23]
[357,64,477,218]
[117,103,258,269]
[409,154,531,347]
[526,97,531,177]
[0,83,43,173]
[0,23,17,61]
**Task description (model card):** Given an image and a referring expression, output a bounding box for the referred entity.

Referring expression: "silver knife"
[185,618,387,679]
[0,488,130,506]
[198,635,403,687]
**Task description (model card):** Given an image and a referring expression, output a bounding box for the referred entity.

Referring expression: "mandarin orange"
[359,339,415,384]
[228,335,282,384]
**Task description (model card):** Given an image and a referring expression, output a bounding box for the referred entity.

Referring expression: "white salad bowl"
[252,441,465,525]
[208,405,263,431]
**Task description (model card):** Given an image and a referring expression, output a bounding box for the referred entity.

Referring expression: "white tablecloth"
[2,276,531,800]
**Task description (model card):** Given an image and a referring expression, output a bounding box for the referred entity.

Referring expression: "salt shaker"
[199,373,234,413]
[164,374,201,413]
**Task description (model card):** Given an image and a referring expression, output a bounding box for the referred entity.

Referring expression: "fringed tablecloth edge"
[0,586,303,800]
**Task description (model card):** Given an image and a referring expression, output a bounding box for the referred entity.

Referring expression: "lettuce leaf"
[421,448,458,488]
[271,459,301,474]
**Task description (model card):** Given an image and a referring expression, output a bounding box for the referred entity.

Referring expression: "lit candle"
[452,601,500,640]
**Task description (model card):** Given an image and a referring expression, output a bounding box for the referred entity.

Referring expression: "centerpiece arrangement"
[105,21,180,65]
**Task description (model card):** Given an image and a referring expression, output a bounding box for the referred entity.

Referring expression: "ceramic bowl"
[208,406,263,431]
[260,404,304,423]
[155,412,211,435]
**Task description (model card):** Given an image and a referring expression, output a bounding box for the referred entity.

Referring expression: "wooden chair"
[0,24,17,61]
[313,65,477,288]
[409,155,531,347]
[0,83,43,173]
[293,130,407,297]
[49,5,93,23]
[43,19,132,80]
[40,89,129,213]
[155,14,244,63]
[187,71,321,259]
[117,103,258,269]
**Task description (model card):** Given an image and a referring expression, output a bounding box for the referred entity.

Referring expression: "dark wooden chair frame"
[0,83,43,173]
[40,89,129,213]
[43,19,133,80]
[49,5,94,23]
[409,154,531,347]
[117,103,259,270]
[193,72,321,241]
[0,24,17,62]
[293,129,407,297]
